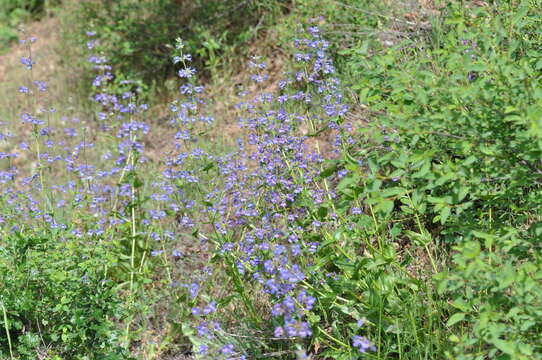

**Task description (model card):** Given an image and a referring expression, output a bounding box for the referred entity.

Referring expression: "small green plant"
[0,230,128,359]
[437,230,542,359]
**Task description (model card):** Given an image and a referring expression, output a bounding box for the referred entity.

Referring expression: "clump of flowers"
[174,24,374,358]
[1,23,375,360]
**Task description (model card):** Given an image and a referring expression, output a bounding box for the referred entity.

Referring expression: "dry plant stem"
[307,113,336,211]
[2,302,14,360]
[130,182,137,292]
[104,132,136,282]
[300,66,336,208]
[316,325,348,350]
[110,147,134,213]
[35,315,47,349]
[160,241,173,283]
[332,0,431,28]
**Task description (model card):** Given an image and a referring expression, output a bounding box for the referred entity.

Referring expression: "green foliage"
[0,230,128,359]
[2,0,541,358]
[437,231,542,359]
[340,0,542,235]
[1,0,52,14]
[327,0,542,358]
[67,0,289,92]
[0,26,18,51]
[315,155,451,358]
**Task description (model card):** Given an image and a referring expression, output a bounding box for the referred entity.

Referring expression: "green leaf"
[375,199,394,216]
[446,312,465,327]
[518,343,533,356]
[493,339,517,355]
[381,187,405,198]
[435,172,456,186]
[440,206,451,224]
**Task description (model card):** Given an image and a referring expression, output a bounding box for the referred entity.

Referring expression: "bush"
[332,0,542,358]
[437,231,542,359]
[65,0,290,93]
[0,231,127,359]
[339,0,541,233]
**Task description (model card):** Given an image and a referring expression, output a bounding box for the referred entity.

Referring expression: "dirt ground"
[0,16,60,83]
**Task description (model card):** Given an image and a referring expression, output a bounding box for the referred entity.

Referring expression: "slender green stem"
[225,254,260,323]
[377,299,382,359]
[129,195,137,292]
[2,302,14,360]
[23,33,53,215]
[125,130,138,347]
[367,202,384,250]
[396,319,402,360]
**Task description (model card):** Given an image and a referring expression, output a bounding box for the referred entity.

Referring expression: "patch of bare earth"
[0,16,61,98]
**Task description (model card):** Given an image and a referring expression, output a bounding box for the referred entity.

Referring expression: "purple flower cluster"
[161,24,380,358]
[181,25,363,356]
[0,25,376,359]
[1,31,154,241]
[353,335,376,353]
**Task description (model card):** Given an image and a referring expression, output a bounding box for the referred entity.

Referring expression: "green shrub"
[339,0,541,234]
[0,230,128,359]
[66,0,289,93]
[1,0,52,15]
[328,0,542,358]
[437,231,542,359]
